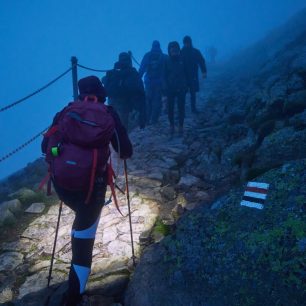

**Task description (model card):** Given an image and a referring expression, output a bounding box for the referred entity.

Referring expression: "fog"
[0,0,305,179]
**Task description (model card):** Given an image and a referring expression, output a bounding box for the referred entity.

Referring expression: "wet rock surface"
[125,160,306,306]
[1,9,306,306]
[125,10,306,306]
[0,98,215,305]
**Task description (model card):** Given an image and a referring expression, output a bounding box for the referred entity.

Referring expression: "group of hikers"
[42,35,206,306]
[103,35,207,136]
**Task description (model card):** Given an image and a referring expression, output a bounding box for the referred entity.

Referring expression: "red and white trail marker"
[240,182,269,210]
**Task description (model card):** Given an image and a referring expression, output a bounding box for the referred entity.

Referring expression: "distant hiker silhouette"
[103,52,146,131]
[41,76,132,306]
[181,35,207,113]
[163,41,188,137]
[207,45,218,64]
[139,40,167,125]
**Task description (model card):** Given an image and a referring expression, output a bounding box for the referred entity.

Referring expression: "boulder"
[0,273,15,304]
[0,199,22,226]
[252,127,306,172]
[0,252,24,272]
[0,209,17,226]
[87,274,129,297]
[0,199,22,213]
[125,160,306,306]
[289,109,306,130]
[160,186,176,201]
[9,188,41,206]
[18,269,66,299]
[283,89,306,116]
[178,175,201,188]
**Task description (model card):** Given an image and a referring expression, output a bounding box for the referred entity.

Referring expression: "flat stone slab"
[25,203,46,214]
[18,269,66,299]
[178,175,201,187]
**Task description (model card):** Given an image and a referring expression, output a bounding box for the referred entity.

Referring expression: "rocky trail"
[1,10,306,304]
[0,80,219,306]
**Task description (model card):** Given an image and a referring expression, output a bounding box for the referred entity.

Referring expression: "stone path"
[0,83,216,306]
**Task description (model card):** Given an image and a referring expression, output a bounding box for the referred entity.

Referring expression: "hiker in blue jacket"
[181,35,207,113]
[42,76,132,306]
[139,40,166,125]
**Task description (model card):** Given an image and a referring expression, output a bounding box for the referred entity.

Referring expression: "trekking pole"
[47,201,63,287]
[123,159,136,267]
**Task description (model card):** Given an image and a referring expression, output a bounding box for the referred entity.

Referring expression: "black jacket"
[181,46,206,92]
[103,65,144,100]
[163,55,187,95]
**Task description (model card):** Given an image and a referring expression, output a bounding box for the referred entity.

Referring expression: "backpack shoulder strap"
[85,149,99,205]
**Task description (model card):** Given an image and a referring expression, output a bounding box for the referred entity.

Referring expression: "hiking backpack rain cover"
[43,100,115,199]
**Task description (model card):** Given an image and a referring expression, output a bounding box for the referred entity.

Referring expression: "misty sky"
[0,0,305,179]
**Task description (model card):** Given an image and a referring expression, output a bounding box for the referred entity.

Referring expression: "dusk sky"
[0,0,305,179]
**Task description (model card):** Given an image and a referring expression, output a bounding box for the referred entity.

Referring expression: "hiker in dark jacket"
[139,40,166,124]
[42,76,132,306]
[103,52,146,131]
[181,35,207,113]
[163,41,188,137]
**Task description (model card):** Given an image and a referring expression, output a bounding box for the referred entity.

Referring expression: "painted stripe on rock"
[242,196,265,204]
[240,200,264,210]
[246,186,268,194]
[247,182,269,189]
[244,191,267,200]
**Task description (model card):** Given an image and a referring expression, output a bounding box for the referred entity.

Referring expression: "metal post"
[71,56,78,101]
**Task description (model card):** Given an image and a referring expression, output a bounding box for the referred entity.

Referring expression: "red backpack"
[41,97,122,210]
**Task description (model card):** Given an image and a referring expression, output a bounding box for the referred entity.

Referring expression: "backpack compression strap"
[44,125,58,137]
[38,171,52,196]
[85,149,98,204]
[107,162,124,216]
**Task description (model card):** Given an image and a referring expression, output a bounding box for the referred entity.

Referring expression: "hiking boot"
[77,295,91,306]
[62,295,91,306]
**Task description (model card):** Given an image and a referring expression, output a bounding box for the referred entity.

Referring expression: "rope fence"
[0,67,72,113]
[0,53,142,165]
[130,53,141,67]
[0,127,48,163]
[77,63,109,73]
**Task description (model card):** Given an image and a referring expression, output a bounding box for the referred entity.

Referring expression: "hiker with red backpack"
[41,76,132,306]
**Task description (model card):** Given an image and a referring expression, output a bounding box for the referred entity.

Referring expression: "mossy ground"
[159,160,306,305]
